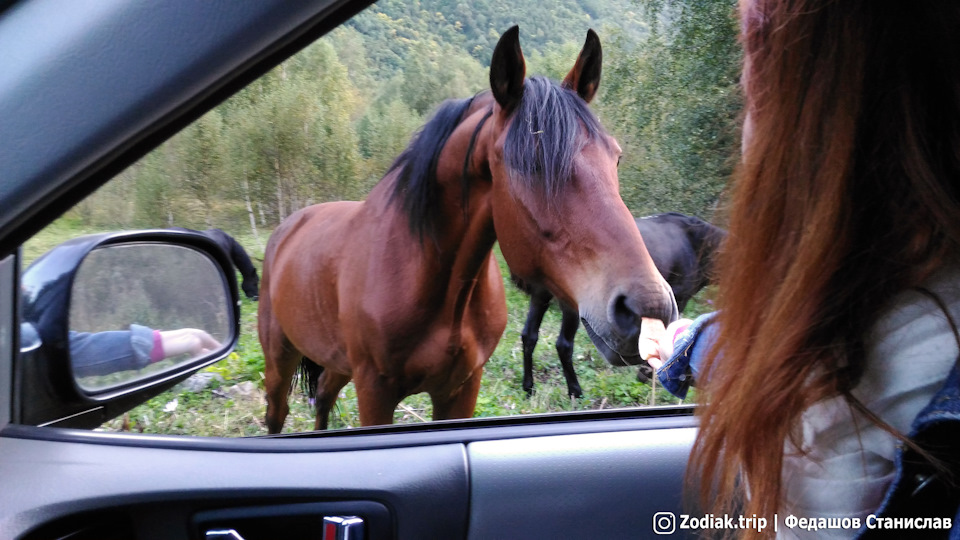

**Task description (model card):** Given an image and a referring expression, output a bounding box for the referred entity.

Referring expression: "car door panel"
[0,435,467,539]
[0,255,13,430]
[468,427,696,539]
[0,414,696,539]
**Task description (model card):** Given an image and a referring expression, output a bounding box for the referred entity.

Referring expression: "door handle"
[322,516,365,540]
[205,529,246,540]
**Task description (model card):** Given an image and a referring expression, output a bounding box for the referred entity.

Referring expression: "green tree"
[357,98,423,184]
[599,0,741,221]
[223,40,364,225]
[66,0,739,238]
[399,41,485,115]
[179,110,225,227]
[132,151,177,227]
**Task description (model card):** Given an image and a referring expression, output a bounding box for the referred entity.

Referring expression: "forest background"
[68,0,741,240]
[29,0,743,435]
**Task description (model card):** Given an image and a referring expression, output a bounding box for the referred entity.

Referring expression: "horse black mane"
[389,76,611,241]
[388,96,476,241]
[679,214,726,264]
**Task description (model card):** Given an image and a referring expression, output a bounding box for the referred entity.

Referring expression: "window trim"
[0,405,697,453]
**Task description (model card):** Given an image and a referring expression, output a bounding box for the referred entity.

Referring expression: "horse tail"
[296,357,323,399]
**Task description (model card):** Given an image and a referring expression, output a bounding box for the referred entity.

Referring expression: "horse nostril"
[611,294,640,335]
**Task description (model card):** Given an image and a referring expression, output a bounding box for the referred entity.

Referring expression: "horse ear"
[562,29,602,103]
[490,25,525,112]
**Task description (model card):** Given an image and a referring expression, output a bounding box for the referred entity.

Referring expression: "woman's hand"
[639,318,694,370]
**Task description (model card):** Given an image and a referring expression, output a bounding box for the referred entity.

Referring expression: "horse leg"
[556,305,583,398]
[352,368,402,426]
[260,300,302,434]
[521,291,552,396]
[636,363,654,384]
[432,368,484,421]
[263,340,301,434]
[314,369,351,430]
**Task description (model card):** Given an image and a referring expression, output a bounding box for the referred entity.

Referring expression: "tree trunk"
[243,176,264,251]
[274,156,285,221]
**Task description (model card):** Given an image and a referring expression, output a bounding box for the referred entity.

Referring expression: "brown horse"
[518,212,727,397]
[258,26,677,433]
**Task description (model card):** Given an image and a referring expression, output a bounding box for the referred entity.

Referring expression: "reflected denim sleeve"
[656,312,719,399]
[69,324,154,378]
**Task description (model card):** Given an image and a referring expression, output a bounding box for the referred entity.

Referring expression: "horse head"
[241,272,260,301]
[485,27,678,366]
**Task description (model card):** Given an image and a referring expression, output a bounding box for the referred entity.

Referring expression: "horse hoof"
[636,364,653,384]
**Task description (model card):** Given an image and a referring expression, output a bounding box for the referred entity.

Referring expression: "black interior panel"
[468,428,696,539]
[0,415,697,539]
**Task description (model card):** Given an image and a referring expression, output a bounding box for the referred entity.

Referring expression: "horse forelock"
[503,76,610,197]
[388,96,476,241]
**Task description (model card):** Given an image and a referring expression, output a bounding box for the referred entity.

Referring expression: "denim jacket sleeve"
[656,311,719,399]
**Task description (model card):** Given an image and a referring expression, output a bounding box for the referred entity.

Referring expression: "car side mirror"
[68,242,232,392]
[17,230,240,428]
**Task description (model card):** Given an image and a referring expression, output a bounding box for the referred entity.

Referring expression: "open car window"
[19,0,739,437]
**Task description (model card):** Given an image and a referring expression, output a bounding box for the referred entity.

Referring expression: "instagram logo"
[654,512,676,535]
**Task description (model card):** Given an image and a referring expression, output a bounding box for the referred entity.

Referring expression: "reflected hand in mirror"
[158,328,222,357]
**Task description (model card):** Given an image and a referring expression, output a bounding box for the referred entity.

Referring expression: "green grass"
[27,218,704,437]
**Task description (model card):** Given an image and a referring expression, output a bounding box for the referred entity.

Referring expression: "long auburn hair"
[695,0,960,535]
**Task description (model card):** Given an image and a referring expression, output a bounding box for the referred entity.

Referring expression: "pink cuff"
[670,321,692,345]
[149,330,165,362]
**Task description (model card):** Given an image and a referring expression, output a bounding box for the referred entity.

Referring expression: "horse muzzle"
[581,317,643,366]
[580,283,679,367]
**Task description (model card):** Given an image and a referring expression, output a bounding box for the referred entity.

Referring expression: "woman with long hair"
[646,1,960,537]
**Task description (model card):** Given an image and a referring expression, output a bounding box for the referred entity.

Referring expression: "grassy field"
[24,216,707,437]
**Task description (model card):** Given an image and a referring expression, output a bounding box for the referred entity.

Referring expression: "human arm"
[69,324,157,377]
[638,312,719,399]
[69,325,221,378]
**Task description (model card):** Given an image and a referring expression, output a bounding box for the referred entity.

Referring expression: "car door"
[0,1,699,538]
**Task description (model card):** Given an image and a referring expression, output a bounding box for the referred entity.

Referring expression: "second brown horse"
[258,26,677,433]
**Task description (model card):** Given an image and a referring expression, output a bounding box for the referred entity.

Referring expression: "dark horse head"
[634,212,726,312]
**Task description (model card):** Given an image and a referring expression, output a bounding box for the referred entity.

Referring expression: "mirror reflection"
[69,243,232,391]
